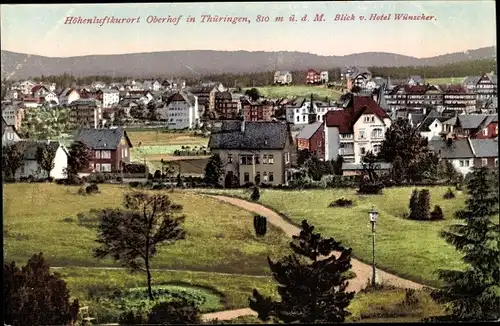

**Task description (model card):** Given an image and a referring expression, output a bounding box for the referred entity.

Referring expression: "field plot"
[198,186,468,287]
[3,183,290,275]
[244,85,343,100]
[425,77,466,85]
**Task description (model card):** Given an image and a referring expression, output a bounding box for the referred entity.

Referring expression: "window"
[363,116,370,123]
[371,128,383,139]
[296,116,300,122]
[95,151,101,159]
[284,152,290,164]
[20,166,25,174]
[495,158,498,167]
[269,172,274,182]
[464,160,470,167]
[263,171,268,182]
[482,128,488,136]
[7,132,13,140]
[263,154,268,164]
[255,172,261,183]
[459,160,464,167]
[302,115,306,122]
[244,172,250,182]
[102,150,111,159]
[239,155,253,165]
[227,154,233,163]
[95,163,101,172]
[496,125,498,135]
[268,155,274,164]
[481,158,488,167]
[360,147,366,155]
[359,130,366,139]
[101,164,112,172]
[371,116,375,122]
[372,144,381,154]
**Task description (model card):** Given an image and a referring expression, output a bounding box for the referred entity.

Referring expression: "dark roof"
[215,91,232,100]
[463,76,481,85]
[324,96,389,133]
[296,122,323,140]
[428,139,474,159]
[19,140,62,160]
[457,115,490,129]
[208,121,290,150]
[469,138,498,158]
[75,127,133,150]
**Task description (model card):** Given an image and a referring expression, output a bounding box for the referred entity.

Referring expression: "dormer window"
[482,128,488,136]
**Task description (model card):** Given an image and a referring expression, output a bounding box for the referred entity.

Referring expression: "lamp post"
[369,206,379,287]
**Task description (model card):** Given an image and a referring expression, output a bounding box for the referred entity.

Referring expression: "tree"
[147,102,158,121]
[297,149,311,167]
[130,105,145,120]
[93,192,186,301]
[333,155,344,176]
[390,155,405,184]
[4,253,79,326]
[114,106,126,125]
[67,141,92,176]
[305,154,324,181]
[148,299,202,325]
[204,154,224,186]
[20,107,72,140]
[408,189,419,220]
[249,220,355,323]
[2,142,26,179]
[416,189,431,220]
[36,143,57,178]
[431,167,500,321]
[360,151,379,183]
[437,159,460,183]
[244,88,261,101]
[251,186,260,201]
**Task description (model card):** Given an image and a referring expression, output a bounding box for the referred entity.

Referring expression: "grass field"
[127,131,208,147]
[197,186,468,287]
[3,183,291,275]
[425,77,466,85]
[244,85,343,100]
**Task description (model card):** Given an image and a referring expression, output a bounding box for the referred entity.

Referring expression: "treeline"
[368,59,496,79]
[29,73,130,89]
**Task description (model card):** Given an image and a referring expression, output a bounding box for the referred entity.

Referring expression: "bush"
[357,181,384,195]
[86,183,99,195]
[123,163,147,174]
[116,176,123,182]
[147,173,154,180]
[329,197,354,207]
[253,215,267,237]
[77,187,86,196]
[430,205,444,220]
[154,170,162,180]
[129,181,139,188]
[442,187,455,199]
[119,307,148,325]
[147,299,201,325]
[45,177,54,182]
[4,177,16,183]
[250,186,260,201]
[152,183,168,190]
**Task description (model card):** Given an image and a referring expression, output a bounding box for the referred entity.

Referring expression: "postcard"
[2,1,498,325]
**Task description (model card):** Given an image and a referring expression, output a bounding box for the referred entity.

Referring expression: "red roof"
[324,96,389,133]
[31,84,47,94]
[444,85,468,94]
[307,69,320,75]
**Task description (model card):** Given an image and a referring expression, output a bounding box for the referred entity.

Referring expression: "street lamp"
[369,206,379,287]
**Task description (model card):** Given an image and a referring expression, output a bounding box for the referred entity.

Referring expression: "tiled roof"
[428,139,474,159]
[215,91,233,100]
[99,89,119,94]
[166,92,195,107]
[469,138,498,158]
[276,71,290,76]
[457,115,490,129]
[324,96,389,133]
[18,140,62,160]
[75,127,132,150]
[31,85,48,94]
[208,121,289,150]
[296,122,322,140]
[462,76,481,85]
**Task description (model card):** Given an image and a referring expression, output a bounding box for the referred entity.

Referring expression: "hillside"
[1,46,496,80]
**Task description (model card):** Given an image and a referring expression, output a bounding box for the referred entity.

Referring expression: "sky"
[0,1,496,58]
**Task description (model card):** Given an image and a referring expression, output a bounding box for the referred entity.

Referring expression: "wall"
[353,114,390,163]
[324,126,340,161]
[450,158,474,176]
[420,119,443,140]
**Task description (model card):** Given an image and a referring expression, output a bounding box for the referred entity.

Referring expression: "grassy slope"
[4,183,291,275]
[196,187,467,286]
[425,77,466,85]
[244,85,343,100]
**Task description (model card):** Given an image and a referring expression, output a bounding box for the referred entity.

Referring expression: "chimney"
[241,119,245,132]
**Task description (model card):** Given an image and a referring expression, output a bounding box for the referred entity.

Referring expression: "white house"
[31,85,50,98]
[324,96,391,164]
[320,71,329,84]
[428,139,474,176]
[274,71,292,85]
[2,118,21,144]
[143,80,162,92]
[157,92,199,129]
[98,89,120,108]
[2,105,24,130]
[58,88,81,106]
[91,81,107,90]
[14,140,69,180]
[5,89,21,101]
[16,80,36,95]
[286,98,341,126]
[43,91,59,105]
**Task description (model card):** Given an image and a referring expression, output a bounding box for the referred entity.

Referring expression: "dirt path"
[208,195,426,293]
[201,308,257,322]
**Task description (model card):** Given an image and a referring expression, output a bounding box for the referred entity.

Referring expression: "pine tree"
[204,154,224,186]
[391,155,405,184]
[249,220,355,323]
[417,189,431,220]
[431,167,500,321]
[408,189,419,220]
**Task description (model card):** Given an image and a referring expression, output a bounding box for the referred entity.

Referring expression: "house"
[58,88,81,106]
[68,99,103,128]
[462,76,481,93]
[428,138,475,176]
[306,69,322,85]
[157,92,199,129]
[469,138,498,169]
[31,85,50,98]
[442,114,498,139]
[352,68,373,88]
[208,120,295,186]
[407,75,425,86]
[274,71,292,85]
[214,91,240,120]
[96,89,120,108]
[295,121,324,159]
[475,72,497,101]
[5,89,22,101]
[75,127,133,173]
[286,98,340,125]
[143,80,162,92]
[320,71,329,84]
[385,84,444,112]
[241,98,274,121]
[416,109,450,140]
[91,81,107,90]
[324,95,391,163]
[2,117,21,144]
[2,104,24,130]
[17,80,36,95]
[442,85,476,113]
[15,140,69,180]
[22,97,42,108]
[188,84,219,111]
